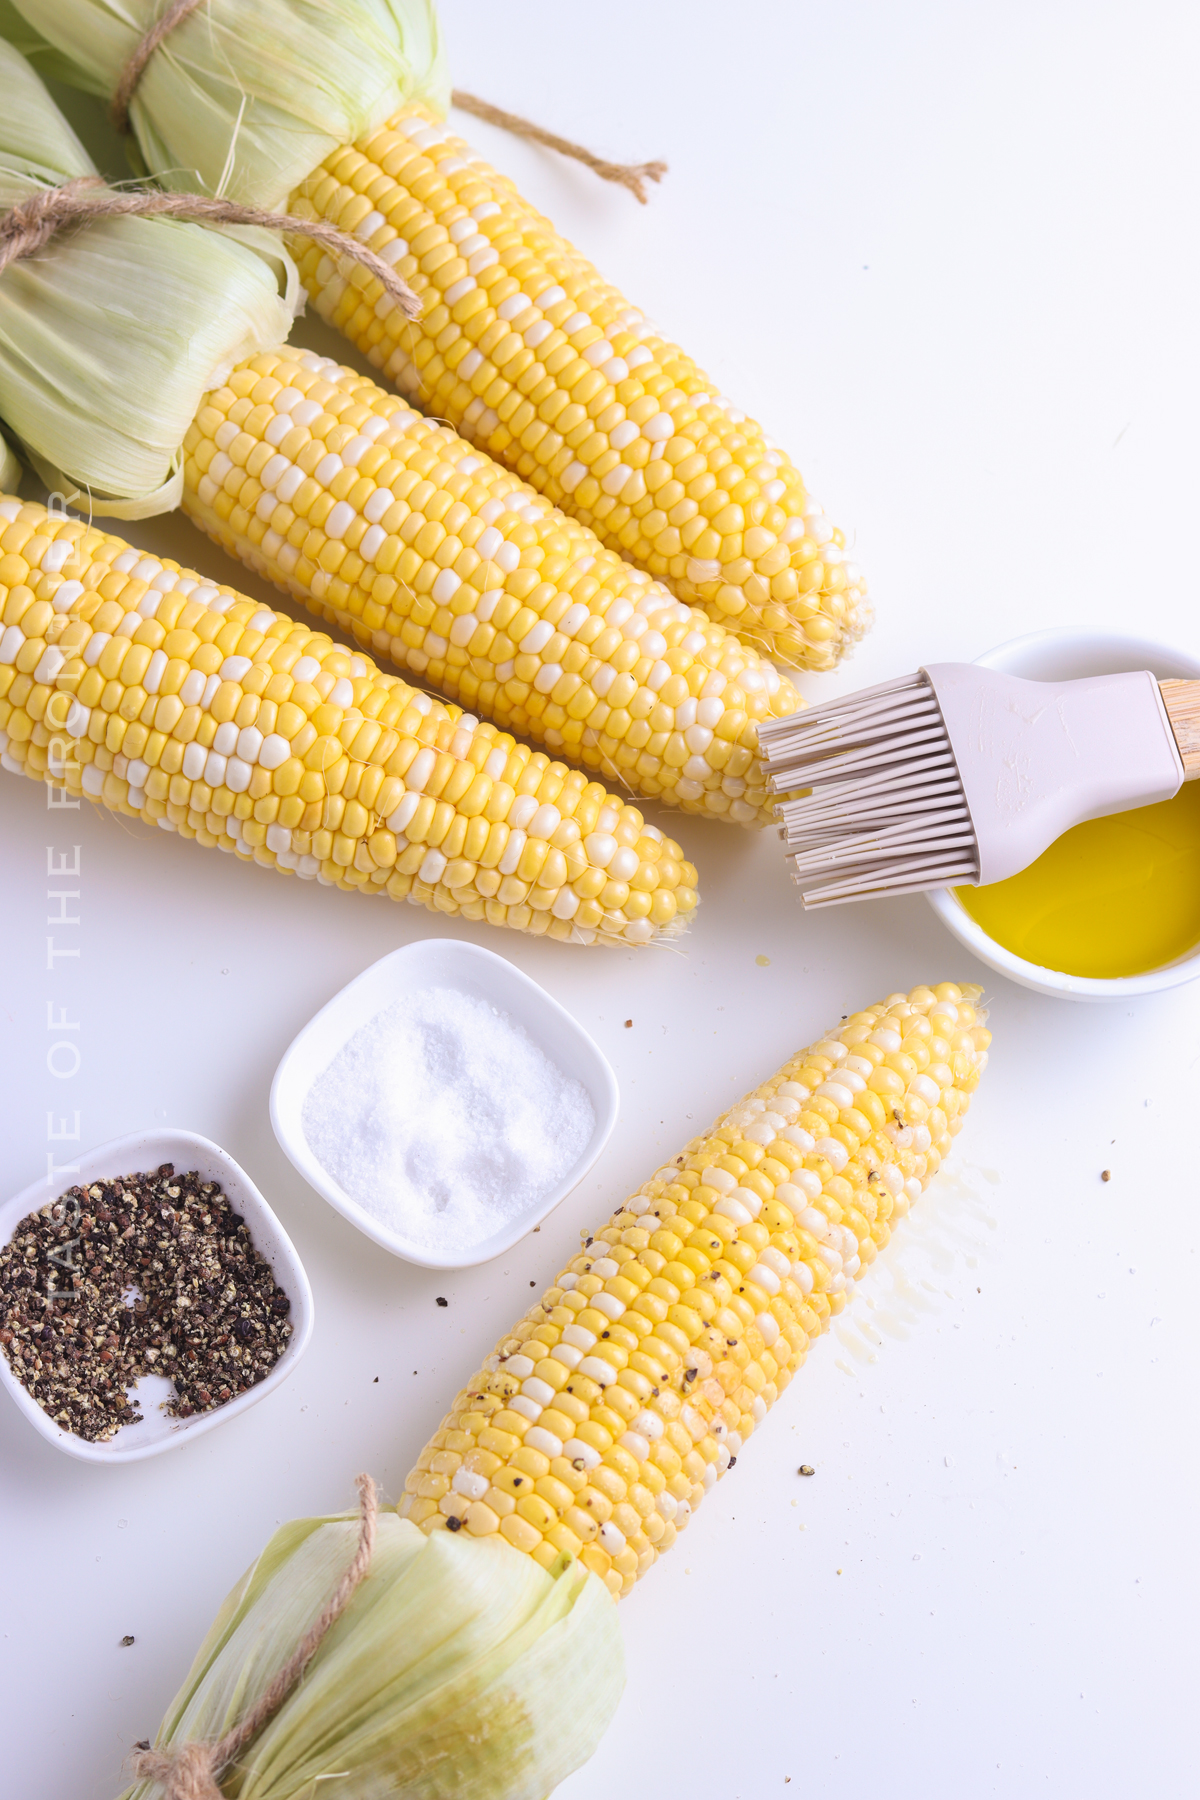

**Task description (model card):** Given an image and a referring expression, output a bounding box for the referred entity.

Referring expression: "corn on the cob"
[1,7,869,668]
[288,103,872,673]
[0,497,698,944]
[183,343,802,827]
[0,51,797,831]
[399,980,991,1596]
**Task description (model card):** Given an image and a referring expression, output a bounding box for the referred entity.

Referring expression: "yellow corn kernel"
[499,1513,543,1555]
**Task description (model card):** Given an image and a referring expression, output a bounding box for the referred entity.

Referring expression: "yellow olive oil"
[956,782,1200,978]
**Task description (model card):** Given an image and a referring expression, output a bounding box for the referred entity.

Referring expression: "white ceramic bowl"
[0,1129,313,1462]
[270,939,620,1269]
[927,628,1200,1000]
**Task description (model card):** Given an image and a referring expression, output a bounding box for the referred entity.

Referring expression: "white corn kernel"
[578,1356,618,1386]
[523,1426,563,1458]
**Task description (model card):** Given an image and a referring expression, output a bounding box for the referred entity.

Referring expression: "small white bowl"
[0,1129,313,1463]
[270,939,620,1269]
[927,628,1200,1000]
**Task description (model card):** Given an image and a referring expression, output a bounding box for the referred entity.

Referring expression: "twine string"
[0,181,421,316]
[128,1474,380,1800]
[110,0,206,134]
[451,89,667,203]
[108,3,666,202]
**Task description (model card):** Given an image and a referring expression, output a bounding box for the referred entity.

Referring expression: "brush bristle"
[758,672,980,906]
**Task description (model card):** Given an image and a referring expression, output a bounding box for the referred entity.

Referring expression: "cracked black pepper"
[0,1164,291,1442]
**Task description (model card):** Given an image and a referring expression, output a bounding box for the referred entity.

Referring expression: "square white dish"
[0,1129,314,1463]
[270,938,620,1269]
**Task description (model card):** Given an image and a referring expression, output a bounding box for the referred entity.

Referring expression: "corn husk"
[119,1510,623,1800]
[0,429,20,492]
[0,40,298,514]
[0,0,57,68]
[1,0,448,209]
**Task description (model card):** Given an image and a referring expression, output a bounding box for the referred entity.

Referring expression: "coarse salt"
[301,986,595,1255]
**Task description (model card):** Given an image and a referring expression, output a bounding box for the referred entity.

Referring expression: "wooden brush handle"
[1160,679,1200,779]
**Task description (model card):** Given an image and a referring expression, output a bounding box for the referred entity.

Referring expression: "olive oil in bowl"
[956,782,1200,979]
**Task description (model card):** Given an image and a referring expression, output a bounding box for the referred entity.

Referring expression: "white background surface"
[2,3,1199,1795]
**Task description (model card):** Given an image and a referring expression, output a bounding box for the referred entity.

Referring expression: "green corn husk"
[0,0,448,209]
[120,1509,623,1800]
[0,429,20,492]
[0,40,298,515]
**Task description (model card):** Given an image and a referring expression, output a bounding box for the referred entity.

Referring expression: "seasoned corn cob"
[288,104,871,672]
[0,497,698,944]
[183,344,802,828]
[399,981,991,1595]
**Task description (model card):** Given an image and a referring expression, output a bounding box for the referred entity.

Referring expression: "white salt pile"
[301,986,595,1256]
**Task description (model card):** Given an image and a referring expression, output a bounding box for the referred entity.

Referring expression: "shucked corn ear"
[0,497,699,945]
[184,345,802,828]
[289,104,872,672]
[400,981,990,1596]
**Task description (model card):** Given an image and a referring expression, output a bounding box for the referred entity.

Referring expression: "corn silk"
[119,1509,623,1800]
[0,0,448,209]
[0,40,297,513]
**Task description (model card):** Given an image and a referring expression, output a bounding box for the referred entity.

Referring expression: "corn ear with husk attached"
[1,0,871,671]
[0,54,799,831]
[114,981,991,1794]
